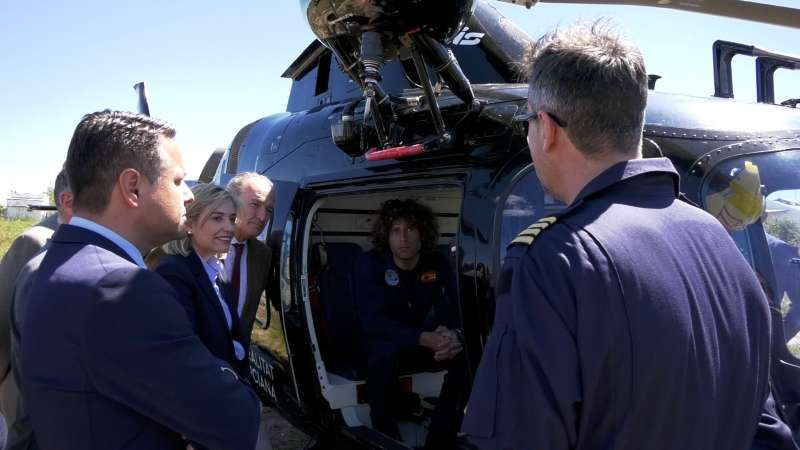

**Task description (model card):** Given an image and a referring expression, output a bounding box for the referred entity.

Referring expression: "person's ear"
[540,112,560,154]
[58,191,74,212]
[118,168,144,208]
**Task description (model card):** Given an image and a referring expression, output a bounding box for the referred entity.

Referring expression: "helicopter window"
[280,211,294,313]
[701,150,800,358]
[498,169,565,265]
[765,188,800,355]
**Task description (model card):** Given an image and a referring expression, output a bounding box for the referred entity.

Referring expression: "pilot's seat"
[310,242,366,379]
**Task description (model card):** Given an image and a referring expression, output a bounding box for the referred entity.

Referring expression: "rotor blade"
[494,0,800,29]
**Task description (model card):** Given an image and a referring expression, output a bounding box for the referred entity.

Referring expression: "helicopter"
[194,0,800,448]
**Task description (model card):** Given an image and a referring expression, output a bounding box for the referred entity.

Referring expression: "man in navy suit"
[20,110,261,450]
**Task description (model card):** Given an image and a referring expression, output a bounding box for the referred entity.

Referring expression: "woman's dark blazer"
[155,251,250,379]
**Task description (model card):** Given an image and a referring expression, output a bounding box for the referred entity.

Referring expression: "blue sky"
[1,1,798,205]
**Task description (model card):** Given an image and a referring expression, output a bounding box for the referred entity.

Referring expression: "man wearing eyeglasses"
[226,172,274,335]
[463,22,772,450]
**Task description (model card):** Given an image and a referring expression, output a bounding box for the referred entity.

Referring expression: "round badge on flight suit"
[385,269,399,286]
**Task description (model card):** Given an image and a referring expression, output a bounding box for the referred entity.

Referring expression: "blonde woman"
[156,183,250,379]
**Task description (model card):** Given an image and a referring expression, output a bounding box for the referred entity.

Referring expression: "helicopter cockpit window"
[701,150,800,357]
[765,188,800,352]
[498,169,564,265]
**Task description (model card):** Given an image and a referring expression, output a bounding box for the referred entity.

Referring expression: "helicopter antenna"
[494,0,800,30]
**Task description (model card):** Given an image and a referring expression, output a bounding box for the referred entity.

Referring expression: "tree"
[765,216,800,248]
[47,186,55,206]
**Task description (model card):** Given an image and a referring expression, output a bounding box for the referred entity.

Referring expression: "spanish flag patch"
[510,216,557,246]
[419,271,437,283]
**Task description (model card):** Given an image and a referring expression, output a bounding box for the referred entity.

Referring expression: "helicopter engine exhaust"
[411,33,477,107]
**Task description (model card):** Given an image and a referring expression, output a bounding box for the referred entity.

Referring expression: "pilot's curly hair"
[371,199,439,253]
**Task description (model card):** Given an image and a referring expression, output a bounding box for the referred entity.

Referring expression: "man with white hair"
[226,172,274,333]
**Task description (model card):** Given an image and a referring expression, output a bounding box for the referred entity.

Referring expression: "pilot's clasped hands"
[420,326,463,361]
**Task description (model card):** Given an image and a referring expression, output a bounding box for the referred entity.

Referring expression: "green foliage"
[789,336,800,359]
[0,218,38,260]
[781,292,793,318]
[765,217,800,248]
[47,186,55,206]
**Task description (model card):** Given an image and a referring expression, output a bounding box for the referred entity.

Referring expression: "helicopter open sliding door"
[296,178,466,446]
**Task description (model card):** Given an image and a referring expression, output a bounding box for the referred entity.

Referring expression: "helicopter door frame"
[259,179,302,403]
[296,177,466,416]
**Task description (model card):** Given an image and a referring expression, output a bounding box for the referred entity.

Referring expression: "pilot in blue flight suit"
[463,23,772,450]
[353,199,466,449]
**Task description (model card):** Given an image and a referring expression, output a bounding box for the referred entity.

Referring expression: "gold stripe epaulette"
[510,216,557,246]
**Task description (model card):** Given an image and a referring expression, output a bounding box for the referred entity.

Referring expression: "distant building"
[4,191,51,220]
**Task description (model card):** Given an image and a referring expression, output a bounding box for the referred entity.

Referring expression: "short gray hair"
[53,169,71,213]
[523,20,648,157]
[226,172,273,200]
[162,183,237,257]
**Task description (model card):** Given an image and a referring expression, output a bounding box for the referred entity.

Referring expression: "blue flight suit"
[463,158,771,450]
[353,248,465,446]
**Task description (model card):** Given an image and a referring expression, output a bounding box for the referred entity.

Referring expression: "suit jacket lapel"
[245,240,259,300]
[250,239,272,289]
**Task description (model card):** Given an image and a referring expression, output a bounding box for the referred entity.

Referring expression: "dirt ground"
[264,406,312,450]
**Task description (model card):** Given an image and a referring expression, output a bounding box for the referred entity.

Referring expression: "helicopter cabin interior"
[299,186,462,440]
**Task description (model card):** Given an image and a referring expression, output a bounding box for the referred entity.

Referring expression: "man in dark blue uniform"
[463,23,772,450]
[353,199,466,449]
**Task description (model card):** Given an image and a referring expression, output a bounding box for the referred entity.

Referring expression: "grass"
[0,218,38,260]
[251,304,289,361]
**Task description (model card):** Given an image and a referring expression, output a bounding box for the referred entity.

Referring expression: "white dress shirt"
[198,253,246,361]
